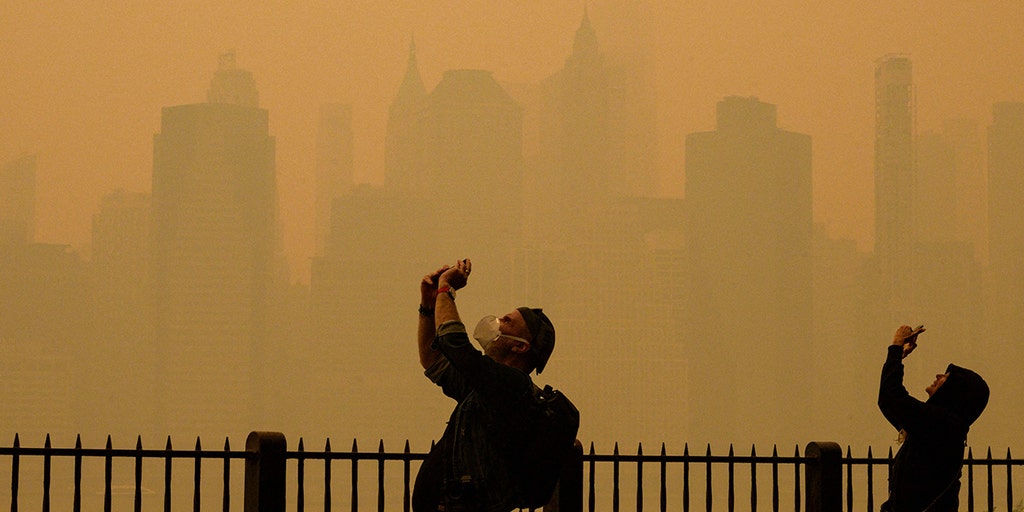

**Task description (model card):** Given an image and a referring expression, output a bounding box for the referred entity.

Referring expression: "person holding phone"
[878,325,990,512]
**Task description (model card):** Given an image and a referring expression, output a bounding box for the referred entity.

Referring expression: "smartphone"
[911,325,925,335]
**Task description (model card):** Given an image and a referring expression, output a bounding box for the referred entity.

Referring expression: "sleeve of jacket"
[877,345,949,435]
[878,345,914,431]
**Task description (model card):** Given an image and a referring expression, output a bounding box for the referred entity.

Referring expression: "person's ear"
[511,341,531,354]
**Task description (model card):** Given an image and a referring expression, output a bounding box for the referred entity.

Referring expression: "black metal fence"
[0,432,1020,512]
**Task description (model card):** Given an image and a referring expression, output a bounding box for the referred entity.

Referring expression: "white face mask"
[473,315,530,352]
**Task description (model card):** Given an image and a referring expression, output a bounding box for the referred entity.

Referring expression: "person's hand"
[438,258,472,290]
[421,265,449,305]
[892,324,925,359]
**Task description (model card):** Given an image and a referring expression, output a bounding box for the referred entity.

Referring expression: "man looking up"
[413,258,557,512]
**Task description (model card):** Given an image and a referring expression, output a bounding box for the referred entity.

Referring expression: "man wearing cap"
[412,258,557,512]
[878,324,990,512]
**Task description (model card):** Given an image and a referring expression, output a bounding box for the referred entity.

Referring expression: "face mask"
[473,315,530,352]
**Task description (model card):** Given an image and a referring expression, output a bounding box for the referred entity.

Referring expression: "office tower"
[0,243,90,438]
[984,102,1024,446]
[314,103,353,257]
[912,132,981,363]
[942,119,986,263]
[587,0,659,198]
[89,190,154,434]
[873,55,916,321]
[915,132,957,245]
[987,102,1024,347]
[307,59,526,444]
[0,154,36,246]
[151,54,283,439]
[685,96,813,446]
[385,38,428,198]
[811,226,874,443]
[531,10,611,246]
[384,67,524,304]
[207,52,258,108]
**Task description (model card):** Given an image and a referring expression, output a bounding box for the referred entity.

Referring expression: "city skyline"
[3,1,1023,283]
[2,0,1024,467]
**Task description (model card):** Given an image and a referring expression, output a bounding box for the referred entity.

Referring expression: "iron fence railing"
[0,432,1020,512]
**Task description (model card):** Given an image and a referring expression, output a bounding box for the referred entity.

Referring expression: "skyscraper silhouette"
[315,103,354,257]
[151,53,284,438]
[0,155,36,246]
[873,55,916,323]
[986,102,1024,386]
[90,190,154,437]
[532,9,611,246]
[684,96,813,446]
[385,37,429,199]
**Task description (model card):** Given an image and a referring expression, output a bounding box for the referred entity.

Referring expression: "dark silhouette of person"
[879,324,989,512]
[412,258,557,512]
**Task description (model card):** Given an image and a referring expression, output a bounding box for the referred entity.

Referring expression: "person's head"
[515,307,555,374]
[926,363,990,427]
[473,307,555,374]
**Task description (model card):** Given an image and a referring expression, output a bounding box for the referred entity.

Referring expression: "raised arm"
[435,259,470,329]
[417,265,449,369]
[878,325,929,432]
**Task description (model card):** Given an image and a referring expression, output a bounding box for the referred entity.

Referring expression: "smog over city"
[1,1,1023,509]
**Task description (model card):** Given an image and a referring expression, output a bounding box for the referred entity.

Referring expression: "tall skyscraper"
[873,55,916,322]
[151,54,283,438]
[984,101,1024,440]
[90,190,154,435]
[987,102,1024,345]
[0,243,90,438]
[314,103,353,257]
[531,10,611,246]
[383,67,524,305]
[912,132,981,362]
[684,96,813,446]
[942,119,986,263]
[0,154,36,246]
[914,131,957,246]
[385,38,428,198]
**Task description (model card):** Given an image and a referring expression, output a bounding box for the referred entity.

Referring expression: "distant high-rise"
[914,131,957,246]
[207,51,258,108]
[0,243,90,437]
[385,38,428,198]
[986,101,1024,444]
[310,63,525,441]
[533,9,611,245]
[151,55,283,438]
[684,96,813,446]
[912,131,981,360]
[0,154,36,246]
[314,103,353,257]
[383,67,523,292]
[987,102,1024,342]
[942,119,986,263]
[873,55,916,320]
[586,0,659,197]
[90,190,154,436]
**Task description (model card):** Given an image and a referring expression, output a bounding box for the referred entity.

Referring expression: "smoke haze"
[2,0,1023,463]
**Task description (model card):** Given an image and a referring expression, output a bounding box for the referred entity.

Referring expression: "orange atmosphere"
[4,1,1022,282]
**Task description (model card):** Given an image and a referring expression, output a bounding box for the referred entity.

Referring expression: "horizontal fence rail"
[0,432,1021,512]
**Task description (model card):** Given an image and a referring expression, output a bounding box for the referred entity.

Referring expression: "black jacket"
[878,345,989,512]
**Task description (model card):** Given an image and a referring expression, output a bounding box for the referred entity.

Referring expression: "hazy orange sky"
[2,0,1022,283]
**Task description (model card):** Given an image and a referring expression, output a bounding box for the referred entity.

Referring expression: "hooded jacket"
[878,345,990,512]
